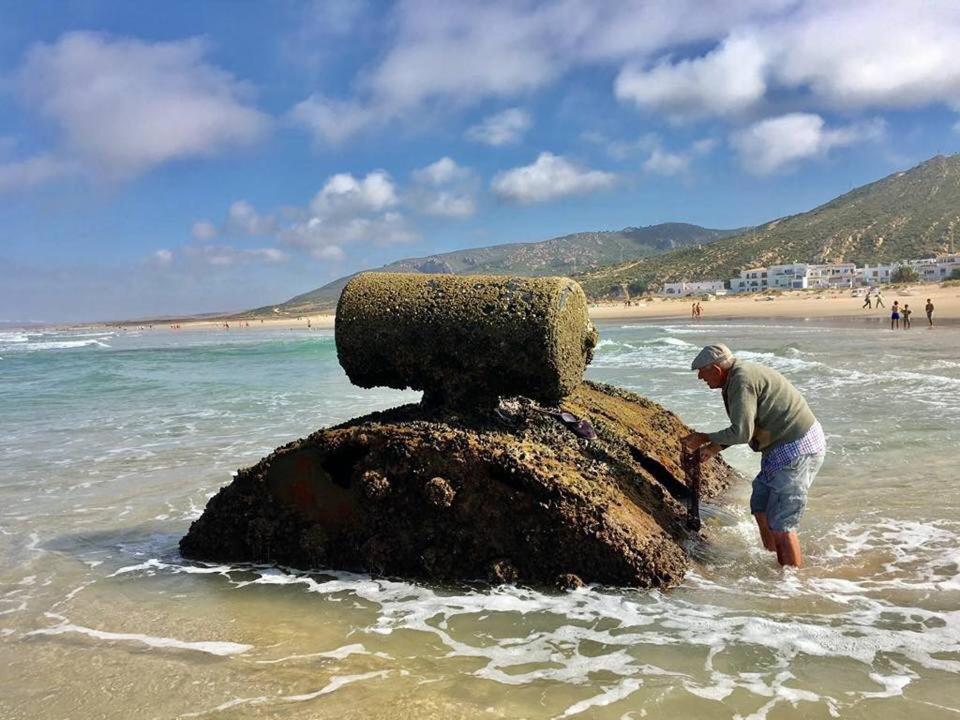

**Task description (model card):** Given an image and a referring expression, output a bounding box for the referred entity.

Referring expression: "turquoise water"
[1,321,959,719]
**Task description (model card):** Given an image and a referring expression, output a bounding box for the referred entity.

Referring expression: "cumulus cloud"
[17,32,269,179]
[280,170,415,259]
[309,171,398,217]
[491,152,617,204]
[0,153,76,192]
[731,113,884,174]
[465,108,532,146]
[282,211,416,260]
[226,200,275,236]
[771,2,960,110]
[409,157,476,217]
[616,34,767,120]
[191,220,219,241]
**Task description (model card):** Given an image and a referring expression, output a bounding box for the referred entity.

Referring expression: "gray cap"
[691,343,733,370]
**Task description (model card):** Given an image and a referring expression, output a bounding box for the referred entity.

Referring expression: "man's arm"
[706,377,757,447]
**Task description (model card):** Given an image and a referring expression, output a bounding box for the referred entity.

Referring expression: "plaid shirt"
[760,421,825,474]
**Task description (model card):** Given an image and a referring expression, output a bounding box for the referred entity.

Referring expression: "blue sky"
[2,0,960,321]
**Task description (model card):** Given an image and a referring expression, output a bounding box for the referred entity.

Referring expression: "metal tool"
[681,448,702,531]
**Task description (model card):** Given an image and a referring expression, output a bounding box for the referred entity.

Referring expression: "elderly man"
[681,344,825,568]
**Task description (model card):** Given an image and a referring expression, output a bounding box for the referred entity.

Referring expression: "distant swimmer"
[890,301,900,330]
[926,298,934,327]
[681,344,825,569]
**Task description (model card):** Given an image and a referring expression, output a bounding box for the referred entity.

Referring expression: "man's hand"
[681,431,710,450]
[698,442,722,461]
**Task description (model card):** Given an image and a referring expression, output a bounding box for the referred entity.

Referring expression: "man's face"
[696,363,725,389]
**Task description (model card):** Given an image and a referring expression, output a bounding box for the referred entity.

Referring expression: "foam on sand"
[27,614,252,656]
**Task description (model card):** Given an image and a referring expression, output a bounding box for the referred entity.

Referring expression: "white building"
[662,280,726,296]
[729,267,768,293]
[767,263,811,289]
[807,263,859,288]
[906,254,960,282]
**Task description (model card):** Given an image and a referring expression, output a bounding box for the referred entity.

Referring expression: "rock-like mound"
[180,381,731,588]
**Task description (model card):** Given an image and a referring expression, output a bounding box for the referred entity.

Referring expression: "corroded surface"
[180,381,732,588]
[335,272,599,407]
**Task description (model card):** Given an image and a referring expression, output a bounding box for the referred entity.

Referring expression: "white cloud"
[226,200,275,236]
[191,220,218,241]
[771,2,960,110]
[491,152,617,204]
[413,156,469,185]
[280,170,415,258]
[643,148,690,176]
[288,1,789,144]
[309,171,398,217]
[642,137,717,176]
[288,94,381,145]
[282,211,416,260]
[285,2,960,145]
[731,113,884,174]
[465,108,532,146]
[17,32,269,179]
[0,153,76,192]
[409,157,476,217]
[616,34,767,120]
[150,249,174,267]
[182,244,289,267]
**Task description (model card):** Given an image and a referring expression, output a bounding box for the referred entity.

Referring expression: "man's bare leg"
[754,512,777,552]
[772,531,803,567]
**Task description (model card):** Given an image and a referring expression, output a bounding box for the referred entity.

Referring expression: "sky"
[2,0,960,322]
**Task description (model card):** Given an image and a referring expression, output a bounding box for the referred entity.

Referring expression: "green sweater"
[706,359,816,455]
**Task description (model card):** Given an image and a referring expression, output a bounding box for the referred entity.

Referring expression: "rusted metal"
[682,448,702,531]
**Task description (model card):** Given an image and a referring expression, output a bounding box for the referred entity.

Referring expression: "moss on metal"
[335,273,599,407]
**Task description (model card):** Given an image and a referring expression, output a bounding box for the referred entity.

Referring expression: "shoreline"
[19,284,960,333]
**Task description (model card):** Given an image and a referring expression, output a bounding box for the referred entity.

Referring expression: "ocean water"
[1,321,959,719]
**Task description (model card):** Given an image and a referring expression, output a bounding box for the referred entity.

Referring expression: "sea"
[1,319,958,719]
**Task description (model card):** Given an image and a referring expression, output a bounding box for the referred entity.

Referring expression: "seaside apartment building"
[671,254,959,296]
[662,280,726,296]
[729,267,769,292]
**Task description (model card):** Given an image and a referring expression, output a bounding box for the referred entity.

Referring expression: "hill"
[576,154,960,297]
[252,223,736,315]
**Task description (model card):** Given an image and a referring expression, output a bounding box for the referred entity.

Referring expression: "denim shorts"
[750,452,825,532]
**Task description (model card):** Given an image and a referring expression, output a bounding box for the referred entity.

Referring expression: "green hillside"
[251,223,735,315]
[576,154,960,297]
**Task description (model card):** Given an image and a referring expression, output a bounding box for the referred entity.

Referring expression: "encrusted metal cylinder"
[336,272,599,406]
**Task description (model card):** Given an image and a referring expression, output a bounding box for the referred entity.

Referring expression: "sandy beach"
[142,284,960,332]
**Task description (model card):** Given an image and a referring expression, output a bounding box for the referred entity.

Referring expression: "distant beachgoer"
[902,304,912,329]
[691,302,697,319]
[874,291,885,309]
[861,292,872,309]
[695,302,703,319]
[890,301,900,329]
[682,344,825,568]
[926,299,934,326]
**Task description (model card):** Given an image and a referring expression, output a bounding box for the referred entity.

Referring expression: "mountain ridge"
[575,154,960,297]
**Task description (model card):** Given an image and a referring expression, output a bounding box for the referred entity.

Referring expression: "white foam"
[27,620,252,656]
[22,339,110,350]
